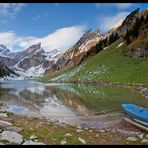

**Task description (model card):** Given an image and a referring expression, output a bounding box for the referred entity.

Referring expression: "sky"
[0,3,147,52]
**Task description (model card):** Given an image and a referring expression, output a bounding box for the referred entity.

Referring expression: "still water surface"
[0,80,147,127]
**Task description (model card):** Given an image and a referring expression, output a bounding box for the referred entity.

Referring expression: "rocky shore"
[136,86,148,99]
[0,103,148,145]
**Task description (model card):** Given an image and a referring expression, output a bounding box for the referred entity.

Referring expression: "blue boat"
[121,103,148,123]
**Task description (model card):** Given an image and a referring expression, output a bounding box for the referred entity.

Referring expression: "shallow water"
[0,80,147,127]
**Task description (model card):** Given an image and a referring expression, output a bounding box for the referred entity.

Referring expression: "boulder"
[0,131,24,144]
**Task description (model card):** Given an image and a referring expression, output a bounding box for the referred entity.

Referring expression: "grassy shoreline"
[1,111,145,145]
[38,41,148,85]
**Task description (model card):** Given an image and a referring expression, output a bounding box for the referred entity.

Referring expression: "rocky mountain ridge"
[44,8,148,76]
[0,43,61,77]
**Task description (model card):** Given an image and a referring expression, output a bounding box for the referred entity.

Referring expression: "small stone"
[78,137,86,144]
[95,134,99,138]
[30,135,37,140]
[137,134,144,139]
[91,127,96,129]
[5,126,24,133]
[141,139,148,144]
[0,113,8,118]
[126,137,138,142]
[146,135,148,138]
[30,128,34,131]
[77,126,81,129]
[76,129,83,133]
[23,140,46,145]
[64,133,72,137]
[60,140,67,145]
[0,120,13,127]
[51,138,56,141]
[99,130,105,133]
[0,131,24,144]
[0,142,5,145]
[34,139,38,142]
[89,130,92,133]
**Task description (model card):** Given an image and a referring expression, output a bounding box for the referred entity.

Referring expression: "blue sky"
[0,3,147,52]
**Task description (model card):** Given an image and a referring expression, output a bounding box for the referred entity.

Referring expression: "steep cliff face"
[124,9,148,58]
[45,29,102,74]
[0,63,18,78]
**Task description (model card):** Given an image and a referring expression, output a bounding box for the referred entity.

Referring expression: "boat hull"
[121,104,148,123]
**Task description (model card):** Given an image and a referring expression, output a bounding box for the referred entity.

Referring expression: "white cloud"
[96,3,133,9]
[0,25,86,52]
[98,11,130,33]
[0,3,25,18]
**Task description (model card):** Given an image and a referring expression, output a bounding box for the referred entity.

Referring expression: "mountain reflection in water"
[0,80,147,127]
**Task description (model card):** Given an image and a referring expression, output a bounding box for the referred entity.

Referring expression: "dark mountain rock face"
[0,42,61,76]
[16,43,46,70]
[0,56,18,67]
[0,63,18,78]
[0,44,11,56]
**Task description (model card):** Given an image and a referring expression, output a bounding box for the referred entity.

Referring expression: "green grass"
[48,40,148,84]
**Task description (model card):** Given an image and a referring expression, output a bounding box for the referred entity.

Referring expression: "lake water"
[0,80,148,128]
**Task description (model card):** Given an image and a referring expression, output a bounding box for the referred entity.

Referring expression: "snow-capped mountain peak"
[0,44,10,56]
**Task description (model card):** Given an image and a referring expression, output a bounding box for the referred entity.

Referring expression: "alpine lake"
[0,80,147,128]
